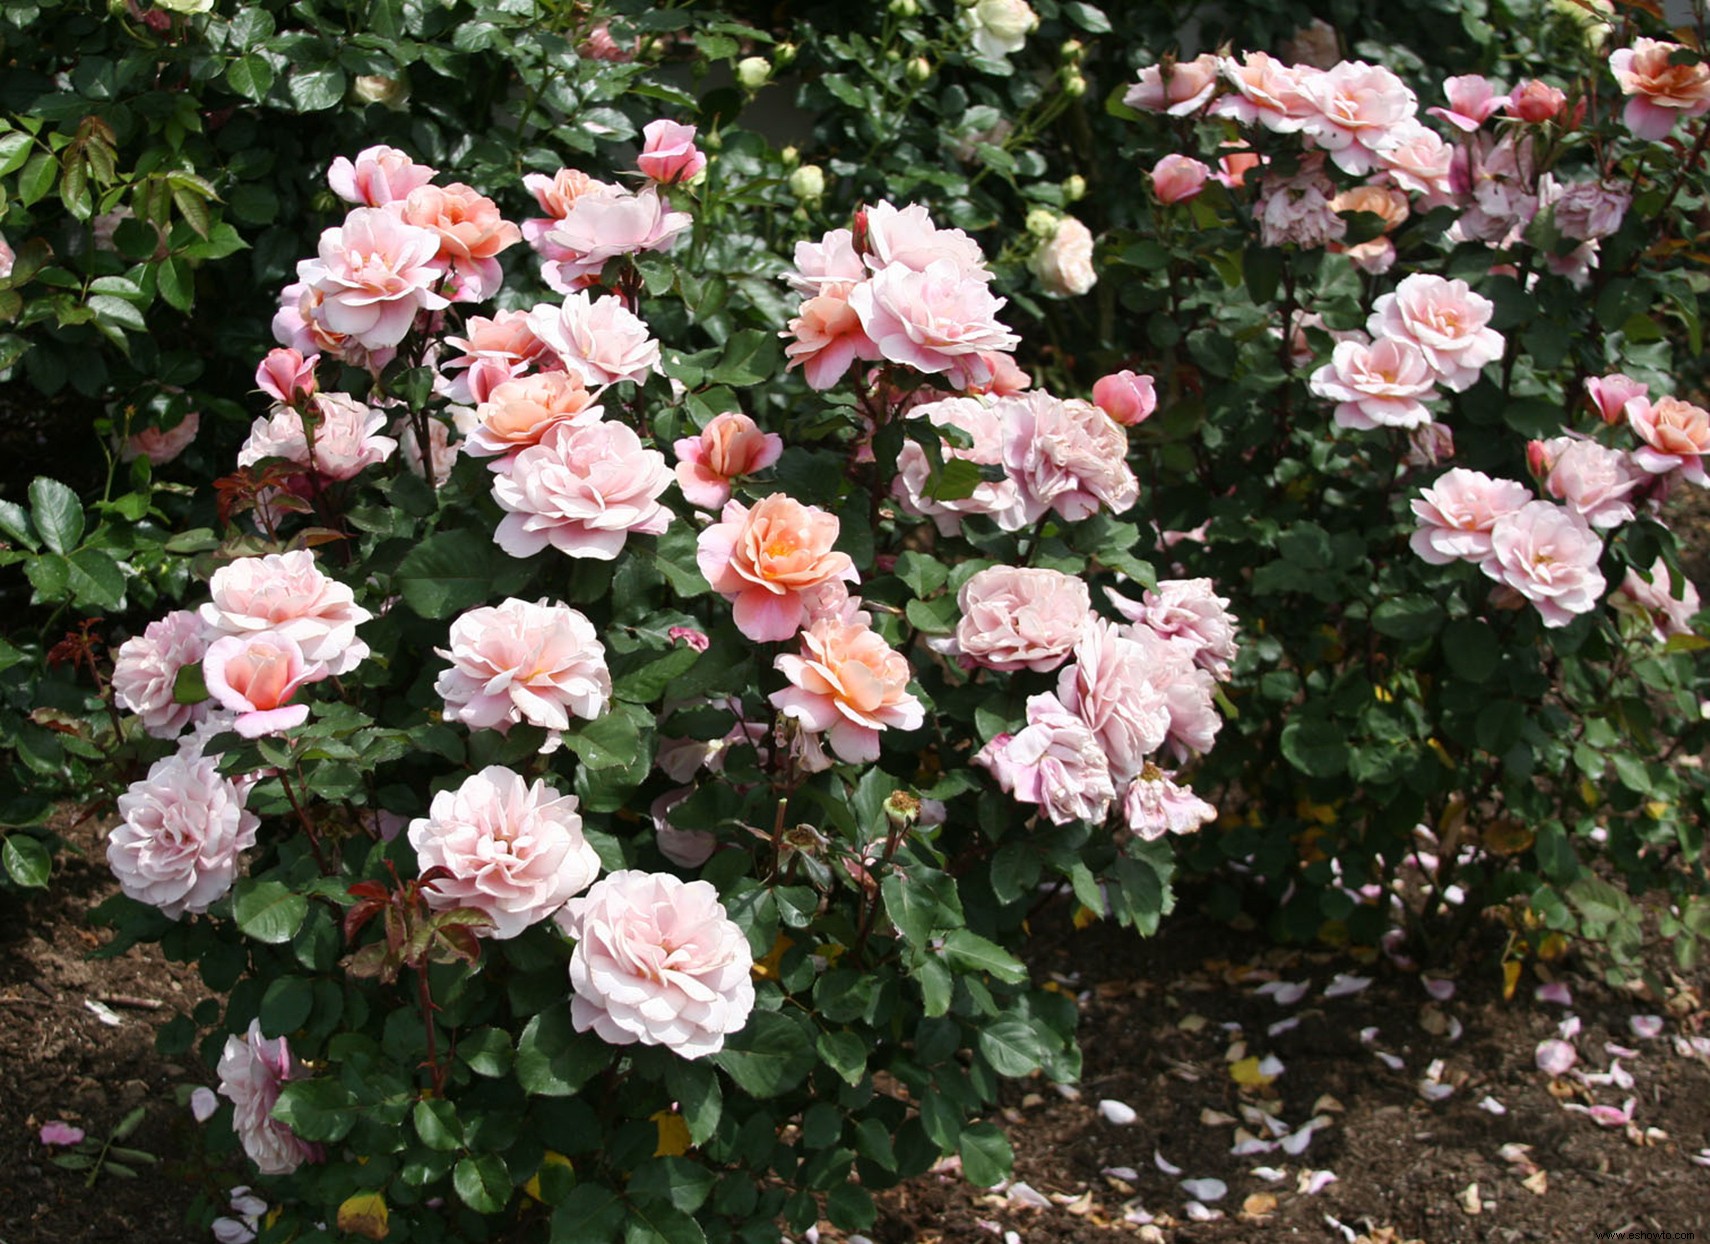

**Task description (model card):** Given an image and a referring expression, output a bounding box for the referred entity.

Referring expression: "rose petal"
[1536,1038,1578,1076]
[1098,1099,1138,1126]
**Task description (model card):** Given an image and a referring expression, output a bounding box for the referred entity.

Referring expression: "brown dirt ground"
[4,812,1709,1243]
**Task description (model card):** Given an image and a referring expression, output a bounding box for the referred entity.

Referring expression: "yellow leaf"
[1483,819,1534,857]
[652,1110,692,1158]
[1071,904,1098,930]
[1645,800,1670,819]
[1230,1056,1276,1088]
[752,933,793,981]
[1372,684,1394,703]
[524,1150,574,1203]
[1502,960,1521,1001]
[337,1192,390,1241]
[1427,738,1454,770]
[1538,933,1569,962]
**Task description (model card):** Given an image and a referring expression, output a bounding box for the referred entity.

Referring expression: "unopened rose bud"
[774,41,797,68]
[1061,38,1084,61]
[735,56,771,89]
[1062,174,1086,202]
[889,0,918,13]
[906,56,932,84]
[1525,439,1550,481]
[884,790,922,830]
[780,144,800,167]
[351,74,410,111]
[1025,207,1059,239]
[788,164,825,200]
[1062,67,1087,97]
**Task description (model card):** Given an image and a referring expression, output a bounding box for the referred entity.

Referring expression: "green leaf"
[273,1077,357,1142]
[881,868,963,946]
[893,551,948,597]
[940,929,1028,984]
[1279,717,1348,778]
[976,1016,1045,1077]
[561,705,643,771]
[516,1009,610,1097]
[226,54,275,101]
[453,1153,511,1214]
[827,1183,876,1232]
[288,66,347,111]
[1062,2,1112,32]
[413,1098,463,1150]
[623,1201,707,1244]
[628,1157,715,1214]
[551,1183,627,1243]
[458,1026,513,1077]
[1371,596,1444,641]
[1568,876,1631,927]
[2,835,51,887]
[258,974,314,1036]
[816,1030,867,1086]
[232,879,308,944]
[665,1057,722,1146]
[68,548,126,609]
[394,529,510,618]
[0,132,32,178]
[711,1010,815,1098]
[957,1123,1013,1188]
[27,477,82,554]
[612,646,701,704]
[19,153,57,207]
[157,257,194,312]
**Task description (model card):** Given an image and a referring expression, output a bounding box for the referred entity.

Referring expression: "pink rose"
[1309,335,1439,430]
[974,692,1115,826]
[1001,392,1140,525]
[271,280,394,372]
[948,566,1091,673]
[1092,370,1157,426]
[1626,395,1710,483]
[541,185,691,291]
[255,349,318,405]
[672,411,784,509]
[783,291,882,391]
[785,226,868,296]
[1367,274,1503,392]
[1610,38,1710,141]
[1428,74,1507,131]
[696,494,858,642]
[1481,501,1606,627]
[559,870,756,1059]
[1123,764,1218,840]
[1297,60,1419,176]
[122,411,201,466]
[1211,52,1313,131]
[1150,154,1211,205]
[435,598,611,735]
[1256,157,1347,249]
[295,207,450,350]
[637,119,706,184]
[0,236,14,281]
[408,765,601,939]
[1213,146,1265,189]
[327,145,437,206]
[579,22,633,62]
[113,609,210,738]
[1613,559,1701,642]
[521,168,607,260]
[527,291,660,388]
[109,752,259,918]
[1108,578,1240,681]
[492,420,673,560]
[1125,54,1220,116]
[1055,618,1170,784]
[1586,373,1648,426]
[217,1020,319,1175]
[1406,422,1456,467]
[1410,468,1533,565]
[1374,121,1455,201]
[397,413,459,486]
[202,632,324,738]
[396,182,522,302]
[439,309,552,405]
[1542,176,1629,242]
[200,550,374,675]
[238,392,398,481]
[1029,216,1097,297]
[1538,435,1642,529]
[1505,79,1566,122]
[847,259,1020,377]
[466,372,599,462]
[891,397,1022,534]
[864,201,993,281]
[771,618,925,763]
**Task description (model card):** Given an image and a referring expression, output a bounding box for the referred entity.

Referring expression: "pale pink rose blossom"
[783,291,882,391]
[1127,623,1222,762]
[1586,373,1648,425]
[849,259,1020,376]
[1125,54,1220,116]
[1108,579,1239,680]
[785,227,868,297]
[435,598,611,735]
[1002,392,1140,524]
[1374,120,1455,201]
[1481,501,1607,627]
[559,870,755,1058]
[38,1122,85,1147]
[1212,52,1314,131]
[1213,147,1265,189]
[948,567,1091,672]
[673,411,783,509]
[113,609,210,738]
[696,495,858,642]
[1541,176,1630,241]
[966,350,1032,397]
[521,168,607,260]
[1538,436,1642,529]
[397,413,459,485]
[1612,559,1701,641]
[1610,38,1710,141]
[1256,157,1347,249]
[237,395,397,482]
[1297,61,1419,175]
[1030,216,1097,297]
[863,201,993,281]
[1123,764,1218,840]
[408,765,600,939]
[1428,75,1507,131]
[973,692,1115,826]
[1150,155,1211,205]
[527,291,660,387]
[1447,131,1539,247]
[271,280,393,372]
[466,372,599,462]
[0,236,14,281]
[492,421,673,560]
[397,182,522,302]
[637,119,706,184]
[1410,468,1533,565]
[439,310,553,405]
[1626,395,1710,483]
[122,411,201,465]
[202,633,324,738]
[326,145,437,207]
[1368,274,1503,392]
[1092,370,1157,426]
[891,396,1024,534]
[255,348,318,405]
[295,207,450,350]
[540,185,691,291]
[201,550,372,674]
[1056,618,1171,784]
[218,1020,319,1175]
[109,752,259,919]
[771,618,925,763]
[1505,79,1566,122]
[1309,335,1439,430]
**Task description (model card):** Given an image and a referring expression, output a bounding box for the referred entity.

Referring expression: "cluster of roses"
[1128,42,1690,289]
[1411,375,1706,633]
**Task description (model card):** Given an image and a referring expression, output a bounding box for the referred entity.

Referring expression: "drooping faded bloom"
[1001,392,1140,524]
[559,870,755,1059]
[1108,578,1240,681]
[1611,559,1701,642]
[217,1020,319,1176]
[408,766,601,939]
[109,752,259,919]
[974,692,1116,826]
[1123,763,1218,840]
[435,598,611,736]
[696,494,858,642]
